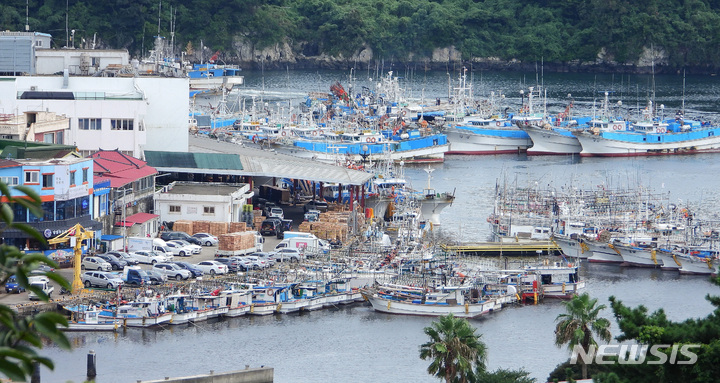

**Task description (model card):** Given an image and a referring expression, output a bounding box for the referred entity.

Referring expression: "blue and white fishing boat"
[574,106,720,157]
[188,64,243,96]
[63,305,119,331]
[289,128,449,163]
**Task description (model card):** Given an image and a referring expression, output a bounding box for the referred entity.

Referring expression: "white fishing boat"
[552,234,592,259]
[585,240,624,263]
[248,287,278,315]
[64,305,119,332]
[99,299,173,328]
[361,284,505,319]
[166,294,199,325]
[615,243,662,267]
[220,289,253,317]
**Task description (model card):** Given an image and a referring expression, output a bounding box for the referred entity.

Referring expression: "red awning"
[114,221,134,227]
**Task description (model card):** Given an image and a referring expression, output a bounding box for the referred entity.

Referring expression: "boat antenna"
[682,68,686,115]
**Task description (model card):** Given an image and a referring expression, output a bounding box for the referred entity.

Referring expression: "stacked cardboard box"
[173,220,194,235]
[208,221,229,236]
[218,232,257,251]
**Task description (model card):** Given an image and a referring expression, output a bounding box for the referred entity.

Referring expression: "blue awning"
[101,235,123,241]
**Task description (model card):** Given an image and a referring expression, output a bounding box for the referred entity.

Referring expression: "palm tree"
[420,314,487,383]
[555,292,612,380]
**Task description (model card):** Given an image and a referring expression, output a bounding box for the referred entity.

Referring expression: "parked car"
[270,248,302,263]
[263,202,277,216]
[82,271,124,289]
[28,264,55,276]
[160,231,202,245]
[241,255,267,270]
[194,260,228,276]
[164,241,194,257]
[169,240,202,254]
[252,252,276,267]
[81,256,112,271]
[172,261,204,278]
[192,232,219,246]
[215,257,241,272]
[260,218,282,236]
[131,250,166,265]
[5,275,25,293]
[145,269,168,284]
[108,251,140,266]
[96,253,128,271]
[304,209,321,222]
[276,219,294,239]
[268,207,284,220]
[152,263,191,280]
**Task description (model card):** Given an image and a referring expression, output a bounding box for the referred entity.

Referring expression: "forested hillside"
[2,0,720,72]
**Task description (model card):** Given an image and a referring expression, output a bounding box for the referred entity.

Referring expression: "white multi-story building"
[35,49,130,76]
[155,182,254,224]
[0,75,188,157]
[0,31,52,75]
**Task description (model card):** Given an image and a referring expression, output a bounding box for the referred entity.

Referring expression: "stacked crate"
[173,220,194,235]
[228,222,247,233]
[253,209,264,231]
[193,220,212,234]
[208,221,229,237]
[218,232,257,252]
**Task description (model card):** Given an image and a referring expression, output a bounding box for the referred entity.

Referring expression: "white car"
[152,263,191,280]
[268,207,284,219]
[82,271,124,289]
[164,241,194,257]
[169,240,202,254]
[194,260,228,276]
[131,250,167,265]
[270,248,302,263]
[81,256,112,271]
[240,255,267,269]
[192,232,219,246]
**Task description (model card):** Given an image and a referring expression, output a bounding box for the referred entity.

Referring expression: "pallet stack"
[208,222,229,237]
[218,232,257,252]
[173,220,194,234]
[193,220,212,234]
[297,211,351,241]
[228,222,247,233]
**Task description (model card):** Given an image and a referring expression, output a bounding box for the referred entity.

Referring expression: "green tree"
[420,313,487,383]
[0,182,71,381]
[555,293,611,380]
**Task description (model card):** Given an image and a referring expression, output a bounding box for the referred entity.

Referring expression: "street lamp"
[360,144,369,165]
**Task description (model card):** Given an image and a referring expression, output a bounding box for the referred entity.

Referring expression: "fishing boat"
[188,63,243,96]
[63,305,119,331]
[98,298,173,328]
[360,283,507,319]
[248,286,279,315]
[615,243,662,268]
[166,293,199,324]
[574,110,720,157]
[585,240,624,263]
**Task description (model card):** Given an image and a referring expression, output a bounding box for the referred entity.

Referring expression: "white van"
[27,276,54,300]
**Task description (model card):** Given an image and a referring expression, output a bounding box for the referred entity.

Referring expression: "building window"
[203,206,215,214]
[43,133,55,143]
[169,205,181,213]
[42,173,54,189]
[24,170,39,184]
[78,118,101,130]
[82,168,88,184]
[1,177,19,185]
[110,119,134,130]
[70,170,76,186]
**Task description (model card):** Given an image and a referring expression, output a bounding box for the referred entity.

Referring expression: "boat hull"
[519,124,582,155]
[445,126,531,154]
[552,235,591,259]
[363,294,499,319]
[575,129,720,157]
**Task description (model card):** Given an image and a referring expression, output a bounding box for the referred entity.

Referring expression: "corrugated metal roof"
[144,151,243,171]
[145,137,373,185]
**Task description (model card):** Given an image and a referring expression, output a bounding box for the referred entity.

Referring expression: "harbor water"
[41,70,720,382]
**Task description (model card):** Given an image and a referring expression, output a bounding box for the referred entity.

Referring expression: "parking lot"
[1,206,296,306]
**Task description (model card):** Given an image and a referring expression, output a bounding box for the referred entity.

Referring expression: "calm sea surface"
[41,70,720,382]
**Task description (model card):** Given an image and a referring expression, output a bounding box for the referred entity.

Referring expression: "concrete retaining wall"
[141,367,273,383]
